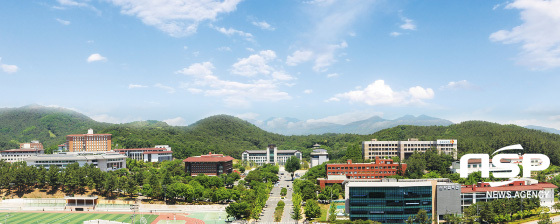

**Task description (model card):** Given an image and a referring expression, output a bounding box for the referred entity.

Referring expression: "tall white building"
[362,138,457,160]
[241,144,302,166]
[310,148,329,168]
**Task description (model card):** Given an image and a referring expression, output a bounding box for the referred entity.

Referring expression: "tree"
[292,193,303,221]
[304,199,321,220]
[553,201,560,212]
[285,156,301,180]
[226,202,251,220]
[443,214,461,224]
[415,209,432,224]
[405,152,426,179]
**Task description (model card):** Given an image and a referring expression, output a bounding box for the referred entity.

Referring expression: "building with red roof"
[460,179,557,211]
[183,152,234,176]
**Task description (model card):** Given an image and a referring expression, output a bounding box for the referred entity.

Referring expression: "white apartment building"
[362,138,457,160]
[242,144,302,166]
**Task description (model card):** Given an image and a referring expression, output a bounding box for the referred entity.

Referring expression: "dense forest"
[2,105,560,165]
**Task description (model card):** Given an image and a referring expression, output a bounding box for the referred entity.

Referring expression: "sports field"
[0,212,158,224]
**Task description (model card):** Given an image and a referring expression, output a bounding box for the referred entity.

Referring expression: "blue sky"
[1,0,560,129]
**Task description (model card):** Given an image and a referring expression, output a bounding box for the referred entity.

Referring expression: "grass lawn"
[311,203,330,222]
[0,212,158,224]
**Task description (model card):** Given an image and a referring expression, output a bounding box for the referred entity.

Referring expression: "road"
[523,214,560,224]
[258,170,300,224]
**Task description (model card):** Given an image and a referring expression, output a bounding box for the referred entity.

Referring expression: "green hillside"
[0,105,559,165]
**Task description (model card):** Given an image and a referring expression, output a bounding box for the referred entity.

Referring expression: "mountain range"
[247,115,454,135]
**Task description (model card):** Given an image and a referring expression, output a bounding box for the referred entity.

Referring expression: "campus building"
[25,152,126,171]
[345,178,461,223]
[183,152,234,176]
[318,158,407,188]
[241,144,302,166]
[115,145,173,162]
[310,145,329,168]
[19,140,43,150]
[0,148,44,163]
[66,129,112,152]
[460,179,557,211]
[362,138,457,160]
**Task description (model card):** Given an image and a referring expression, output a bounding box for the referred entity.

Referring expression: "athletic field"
[0,212,158,224]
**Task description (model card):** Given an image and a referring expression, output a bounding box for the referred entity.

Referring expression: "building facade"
[25,152,126,171]
[183,152,234,176]
[345,179,461,223]
[115,146,173,162]
[241,144,302,166]
[362,138,457,160]
[66,129,111,152]
[310,148,329,168]
[19,140,43,150]
[0,148,44,163]
[461,179,557,211]
[318,158,407,188]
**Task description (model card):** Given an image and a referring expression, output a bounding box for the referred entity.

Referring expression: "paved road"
[523,214,560,224]
[257,169,304,224]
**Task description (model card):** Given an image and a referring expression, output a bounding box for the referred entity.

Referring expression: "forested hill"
[1,106,560,165]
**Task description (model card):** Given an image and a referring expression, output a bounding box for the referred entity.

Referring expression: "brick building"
[318,158,407,188]
[66,129,111,152]
[183,152,234,176]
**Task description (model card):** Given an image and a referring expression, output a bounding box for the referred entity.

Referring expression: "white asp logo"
[459,144,550,178]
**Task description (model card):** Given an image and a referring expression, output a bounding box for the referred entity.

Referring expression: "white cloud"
[246,48,255,52]
[183,46,188,50]
[56,0,100,14]
[327,73,339,78]
[107,0,242,37]
[295,1,375,72]
[154,83,175,93]
[408,86,434,100]
[441,80,476,90]
[128,84,147,89]
[236,112,260,120]
[490,0,560,69]
[163,117,187,126]
[56,18,71,25]
[271,71,295,81]
[400,17,416,30]
[177,61,291,107]
[178,61,215,76]
[549,115,560,121]
[252,20,275,30]
[187,88,203,94]
[90,114,137,124]
[303,89,313,94]
[0,58,18,73]
[286,50,314,66]
[211,25,253,41]
[313,41,348,72]
[390,32,401,37]
[87,53,107,62]
[329,80,435,106]
[232,50,277,77]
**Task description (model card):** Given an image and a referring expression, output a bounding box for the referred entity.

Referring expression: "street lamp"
[162,185,167,204]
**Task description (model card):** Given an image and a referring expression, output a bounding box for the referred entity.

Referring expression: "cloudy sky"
[1,0,560,129]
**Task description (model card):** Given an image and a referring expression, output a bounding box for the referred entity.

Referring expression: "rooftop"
[1,148,44,153]
[183,152,234,163]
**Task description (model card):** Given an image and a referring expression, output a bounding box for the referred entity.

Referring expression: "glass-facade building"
[348,186,432,223]
[345,179,461,223]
